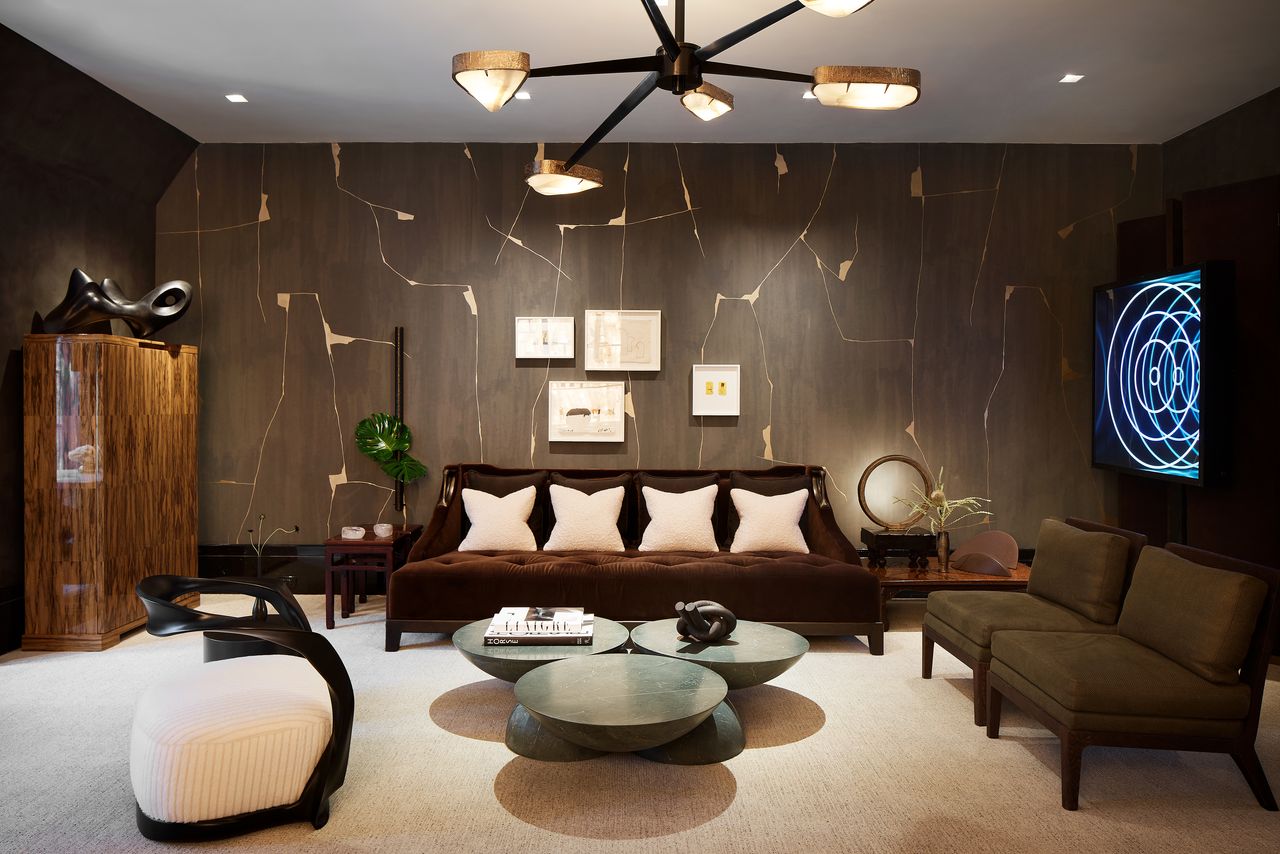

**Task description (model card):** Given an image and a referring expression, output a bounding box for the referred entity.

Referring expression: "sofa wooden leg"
[985,684,1003,739]
[1232,747,1279,810]
[867,624,885,656]
[385,625,402,652]
[973,661,989,727]
[1060,733,1083,810]
[922,632,934,679]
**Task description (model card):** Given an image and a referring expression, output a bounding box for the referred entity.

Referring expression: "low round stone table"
[630,619,810,689]
[452,617,629,683]
[510,654,737,764]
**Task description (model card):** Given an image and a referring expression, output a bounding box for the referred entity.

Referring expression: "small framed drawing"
[548,381,626,443]
[515,316,574,359]
[584,309,661,371]
[692,364,740,416]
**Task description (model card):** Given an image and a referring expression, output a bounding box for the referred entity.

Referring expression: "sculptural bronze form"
[675,600,737,643]
[35,268,192,338]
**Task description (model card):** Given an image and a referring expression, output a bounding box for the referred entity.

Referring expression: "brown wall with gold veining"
[156,140,1162,549]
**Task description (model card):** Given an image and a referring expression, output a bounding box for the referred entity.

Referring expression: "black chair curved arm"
[132,577,354,842]
[136,574,310,635]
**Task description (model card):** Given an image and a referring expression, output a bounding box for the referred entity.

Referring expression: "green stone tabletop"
[630,618,809,689]
[453,616,629,683]
[513,654,728,753]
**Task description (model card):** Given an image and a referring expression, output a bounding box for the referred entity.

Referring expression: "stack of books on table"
[482,606,595,646]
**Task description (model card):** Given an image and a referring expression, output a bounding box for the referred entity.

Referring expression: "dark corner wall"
[0,25,195,650]
[1162,87,1280,200]
[154,140,1161,552]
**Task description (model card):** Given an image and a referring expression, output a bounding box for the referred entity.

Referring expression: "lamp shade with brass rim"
[857,454,933,531]
[681,82,734,122]
[811,66,920,110]
[452,50,530,112]
[524,159,605,196]
[801,0,878,17]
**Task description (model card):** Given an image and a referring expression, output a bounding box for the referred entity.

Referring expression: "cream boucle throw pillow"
[729,488,809,553]
[639,484,719,552]
[543,485,625,552]
[458,486,537,551]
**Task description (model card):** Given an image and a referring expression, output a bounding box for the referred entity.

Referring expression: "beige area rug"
[1,596,1278,854]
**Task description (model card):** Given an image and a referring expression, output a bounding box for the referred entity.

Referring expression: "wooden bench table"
[323,524,422,629]
[869,558,1031,628]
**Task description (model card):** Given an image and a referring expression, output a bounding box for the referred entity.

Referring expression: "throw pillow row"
[458,484,809,554]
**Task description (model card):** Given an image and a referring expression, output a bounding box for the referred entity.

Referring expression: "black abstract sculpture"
[675,600,737,643]
[35,268,192,338]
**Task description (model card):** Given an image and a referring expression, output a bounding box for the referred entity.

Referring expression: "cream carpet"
[2,595,1278,854]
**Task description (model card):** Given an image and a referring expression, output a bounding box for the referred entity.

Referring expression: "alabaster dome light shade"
[680,82,734,122]
[800,0,878,18]
[811,65,921,109]
[451,50,530,112]
[524,160,605,196]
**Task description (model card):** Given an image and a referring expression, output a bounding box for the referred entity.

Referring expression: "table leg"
[358,570,367,604]
[340,570,351,619]
[880,589,895,631]
[324,567,335,630]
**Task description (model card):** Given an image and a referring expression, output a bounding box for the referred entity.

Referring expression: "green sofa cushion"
[925,590,1112,661]
[1118,547,1268,685]
[1026,518,1129,624]
[991,630,1251,722]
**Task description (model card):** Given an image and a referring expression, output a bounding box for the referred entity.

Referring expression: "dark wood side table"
[861,527,937,568]
[323,524,423,630]
[870,558,1031,629]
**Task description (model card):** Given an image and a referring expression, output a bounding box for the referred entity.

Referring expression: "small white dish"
[340,526,366,540]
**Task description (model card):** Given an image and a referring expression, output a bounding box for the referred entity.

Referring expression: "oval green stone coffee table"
[452,616,629,683]
[630,619,809,689]
[509,654,738,764]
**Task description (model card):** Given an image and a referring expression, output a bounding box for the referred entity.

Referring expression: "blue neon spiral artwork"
[1095,271,1201,479]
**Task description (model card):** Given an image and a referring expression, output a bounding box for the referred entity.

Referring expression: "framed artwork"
[583,309,661,371]
[515,316,574,359]
[692,364,741,416]
[548,381,626,443]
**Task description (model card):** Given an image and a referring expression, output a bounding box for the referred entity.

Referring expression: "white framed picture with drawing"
[583,309,661,371]
[547,381,625,443]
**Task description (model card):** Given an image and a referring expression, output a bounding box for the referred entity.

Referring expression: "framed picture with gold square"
[691,364,740,416]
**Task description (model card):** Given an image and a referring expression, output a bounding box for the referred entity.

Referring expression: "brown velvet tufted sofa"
[385,463,883,654]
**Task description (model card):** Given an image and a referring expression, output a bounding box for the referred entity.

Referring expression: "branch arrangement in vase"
[893,467,992,534]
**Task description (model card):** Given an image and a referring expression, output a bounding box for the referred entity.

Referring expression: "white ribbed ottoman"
[130,654,333,824]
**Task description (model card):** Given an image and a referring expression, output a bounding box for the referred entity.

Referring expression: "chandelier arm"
[529,56,663,78]
[695,1,805,62]
[700,61,814,84]
[639,0,680,61]
[563,71,660,170]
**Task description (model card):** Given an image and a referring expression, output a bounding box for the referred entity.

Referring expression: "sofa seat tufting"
[385,464,883,653]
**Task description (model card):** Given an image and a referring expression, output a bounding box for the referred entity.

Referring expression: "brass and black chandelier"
[452,0,920,195]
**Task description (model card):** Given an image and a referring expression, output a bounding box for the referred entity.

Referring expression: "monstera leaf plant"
[355,412,427,483]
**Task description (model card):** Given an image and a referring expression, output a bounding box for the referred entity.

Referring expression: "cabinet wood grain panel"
[22,334,198,651]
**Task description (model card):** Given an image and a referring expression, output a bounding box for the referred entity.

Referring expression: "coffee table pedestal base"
[506,704,605,762]
[636,701,744,765]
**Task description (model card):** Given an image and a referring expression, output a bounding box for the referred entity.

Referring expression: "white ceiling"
[3,0,1279,144]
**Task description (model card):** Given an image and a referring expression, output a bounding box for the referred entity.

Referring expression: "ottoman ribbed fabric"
[130,655,332,823]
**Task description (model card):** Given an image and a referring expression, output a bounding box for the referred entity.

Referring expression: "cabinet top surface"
[24,334,198,354]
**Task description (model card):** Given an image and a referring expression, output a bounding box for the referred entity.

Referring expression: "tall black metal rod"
[640,0,680,59]
[676,0,685,42]
[393,325,405,512]
[563,71,660,170]
[695,1,805,61]
[529,56,662,78]
[700,61,814,84]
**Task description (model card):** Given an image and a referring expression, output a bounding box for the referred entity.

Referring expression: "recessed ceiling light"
[802,90,817,99]
[225,93,248,102]
[1059,73,1084,84]
[514,91,531,100]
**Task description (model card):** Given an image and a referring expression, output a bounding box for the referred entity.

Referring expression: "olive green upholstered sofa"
[922,517,1148,725]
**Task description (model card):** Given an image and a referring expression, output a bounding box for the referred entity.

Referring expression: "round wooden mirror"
[857,454,933,532]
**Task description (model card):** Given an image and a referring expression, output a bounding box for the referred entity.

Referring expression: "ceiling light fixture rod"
[528,56,662,78]
[700,61,813,84]
[675,0,686,42]
[695,1,805,62]
[563,71,661,170]
[640,0,681,61]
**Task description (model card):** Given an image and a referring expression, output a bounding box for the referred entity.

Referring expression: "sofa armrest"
[406,465,464,563]
[805,467,862,565]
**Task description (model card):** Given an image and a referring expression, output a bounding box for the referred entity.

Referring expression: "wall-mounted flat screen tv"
[1092,263,1230,485]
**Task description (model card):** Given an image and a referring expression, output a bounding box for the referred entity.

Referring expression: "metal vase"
[937,530,950,572]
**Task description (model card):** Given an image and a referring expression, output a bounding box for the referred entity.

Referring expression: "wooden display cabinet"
[22,334,198,651]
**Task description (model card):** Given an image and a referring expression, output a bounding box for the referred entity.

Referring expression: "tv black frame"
[1090,261,1232,487]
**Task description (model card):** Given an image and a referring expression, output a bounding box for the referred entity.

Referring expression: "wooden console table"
[323,524,422,629]
[870,559,1031,628]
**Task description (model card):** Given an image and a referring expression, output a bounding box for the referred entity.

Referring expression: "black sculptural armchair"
[132,575,354,841]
